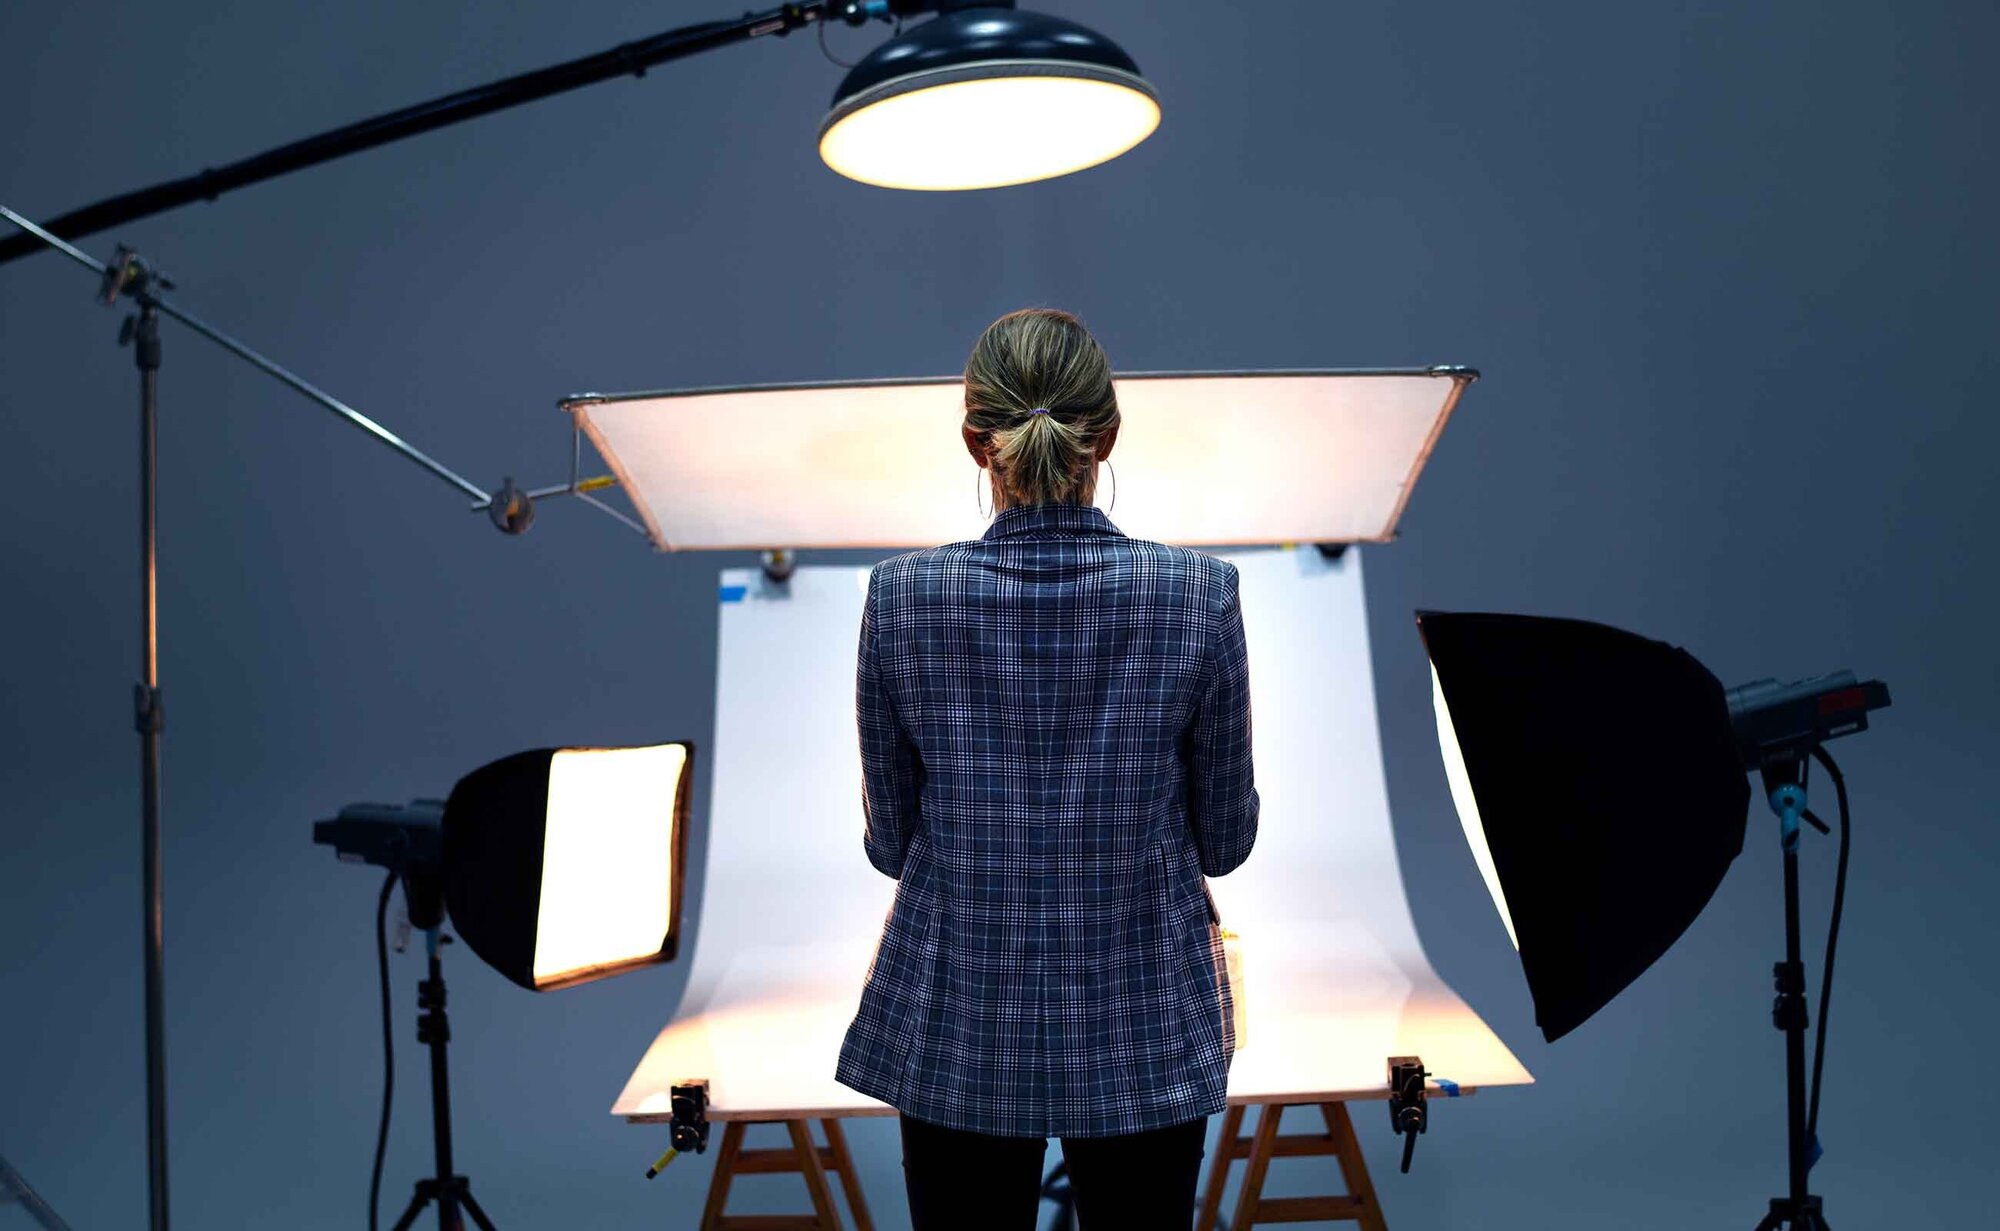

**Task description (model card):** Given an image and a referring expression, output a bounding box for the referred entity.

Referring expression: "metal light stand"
[1753,757,1830,1231]
[117,247,172,1231]
[391,930,496,1231]
[0,205,643,1231]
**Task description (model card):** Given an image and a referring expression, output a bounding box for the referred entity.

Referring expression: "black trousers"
[899,1112,1209,1230]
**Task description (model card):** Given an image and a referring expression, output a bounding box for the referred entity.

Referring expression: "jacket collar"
[981,501,1125,542]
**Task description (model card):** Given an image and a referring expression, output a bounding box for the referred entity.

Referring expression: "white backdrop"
[615,546,1530,1122]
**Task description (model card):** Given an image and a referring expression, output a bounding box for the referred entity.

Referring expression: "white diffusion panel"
[533,744,686,986]
[568,370,1471,552]
[613,548,1530,1123]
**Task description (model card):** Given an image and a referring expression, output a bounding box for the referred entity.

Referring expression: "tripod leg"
[460,1186,497,1231]
[390,1187,432,1231]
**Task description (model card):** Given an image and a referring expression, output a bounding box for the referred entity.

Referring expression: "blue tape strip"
[718,584,748,604]
[1436,1078,1460,1097]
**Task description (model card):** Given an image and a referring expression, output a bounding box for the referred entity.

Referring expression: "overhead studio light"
[819,2,1161,191]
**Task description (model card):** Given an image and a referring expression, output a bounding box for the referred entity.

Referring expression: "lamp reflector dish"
[819,5,1158,191]
[820,66,1159,191]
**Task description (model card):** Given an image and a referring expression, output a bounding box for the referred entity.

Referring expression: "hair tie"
[1027,406,1052,416]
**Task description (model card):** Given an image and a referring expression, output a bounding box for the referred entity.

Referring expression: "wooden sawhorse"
[693,1102,1386,1230]
[699,1118,875,1230]
[1197,1101,1389,1230]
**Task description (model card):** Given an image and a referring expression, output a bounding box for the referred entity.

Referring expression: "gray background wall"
[2,1,1993,1226]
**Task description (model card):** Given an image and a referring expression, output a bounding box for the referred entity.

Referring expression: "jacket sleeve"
[857,565,924,878]
[1183,561,1259,876]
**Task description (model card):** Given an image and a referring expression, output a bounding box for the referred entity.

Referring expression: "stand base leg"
[1754,1196,1828,1230]
[390,1176,494,1231]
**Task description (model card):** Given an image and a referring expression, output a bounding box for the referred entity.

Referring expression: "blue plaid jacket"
[834,501,1259,1138]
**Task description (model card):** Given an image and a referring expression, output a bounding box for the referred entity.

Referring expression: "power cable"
[369,871,399,1231]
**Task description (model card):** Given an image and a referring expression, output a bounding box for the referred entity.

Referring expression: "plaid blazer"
[834,500,1259,1138]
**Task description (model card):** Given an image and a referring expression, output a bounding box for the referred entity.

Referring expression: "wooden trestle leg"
[698,1117,876,1230]
[1196,1101,1389,1231]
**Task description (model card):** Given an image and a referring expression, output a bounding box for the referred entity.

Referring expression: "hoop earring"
[1104,459,1117,513]
[975,466,991,519]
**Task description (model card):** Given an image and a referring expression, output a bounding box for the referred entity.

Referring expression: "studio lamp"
[314,740,693,1229]
[1415,610,1889,1231]
[819,2,1161,190]
[317,741,694,989]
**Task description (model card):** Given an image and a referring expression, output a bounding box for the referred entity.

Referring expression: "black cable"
[817,15,864,67]
[818,3,901,67]
[1806,745,1850,1144]
[370,871,399,1231]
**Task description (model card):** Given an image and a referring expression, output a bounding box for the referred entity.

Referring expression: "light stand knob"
[487,476,535,535]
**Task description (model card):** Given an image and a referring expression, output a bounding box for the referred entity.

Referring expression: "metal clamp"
[1388,1055,1428,1174]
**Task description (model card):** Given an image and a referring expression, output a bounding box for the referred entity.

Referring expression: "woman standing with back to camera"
[834,308,1260,1229]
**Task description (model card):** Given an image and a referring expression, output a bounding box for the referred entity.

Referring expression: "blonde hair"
[964,308,1121,508]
